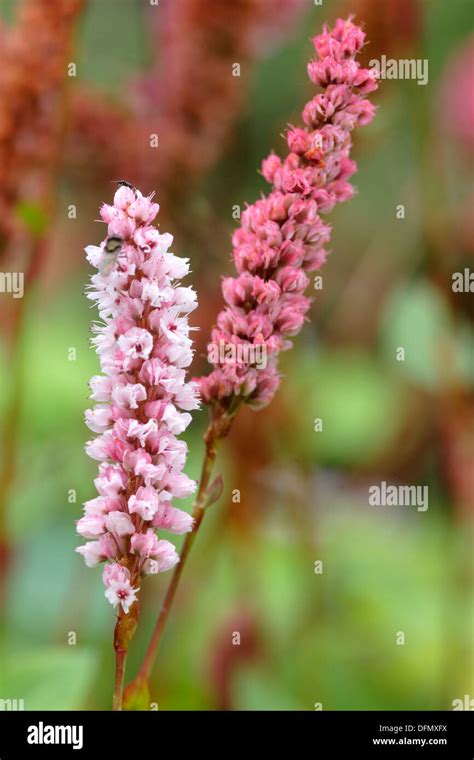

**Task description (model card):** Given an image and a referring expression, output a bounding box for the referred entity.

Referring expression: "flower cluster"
[76,187,199,613]
[198,17,378,410]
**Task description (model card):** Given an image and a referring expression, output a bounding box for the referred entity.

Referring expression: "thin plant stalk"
[112,639,128,711]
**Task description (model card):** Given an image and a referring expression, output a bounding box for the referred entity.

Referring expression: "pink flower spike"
[197,17,377,411]
[77,185,197,612]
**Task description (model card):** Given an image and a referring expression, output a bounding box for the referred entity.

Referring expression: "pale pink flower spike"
[77,185,199,613]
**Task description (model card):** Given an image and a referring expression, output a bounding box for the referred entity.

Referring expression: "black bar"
[0,710,472,757]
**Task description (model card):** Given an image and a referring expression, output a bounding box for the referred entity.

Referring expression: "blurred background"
[0,0,472,710]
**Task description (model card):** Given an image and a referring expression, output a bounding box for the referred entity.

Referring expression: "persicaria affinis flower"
[77,185,199,612]
[198,17,378,411]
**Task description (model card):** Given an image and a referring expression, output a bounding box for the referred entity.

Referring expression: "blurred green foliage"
[0,0,472,711]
